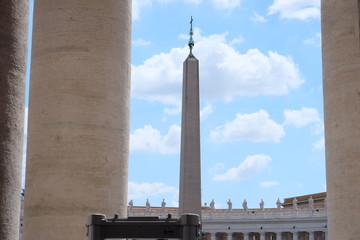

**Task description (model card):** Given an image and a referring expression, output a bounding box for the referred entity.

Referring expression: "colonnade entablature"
[126,197,327,240]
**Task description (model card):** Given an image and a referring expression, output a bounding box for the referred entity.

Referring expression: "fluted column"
[210,232,216,240]
[0,1,29,240]
[322,1,360,239]
[227,232,232,240]
[23,1,131,239]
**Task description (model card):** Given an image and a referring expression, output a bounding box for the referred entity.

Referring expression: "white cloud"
[268,0,320,21]
[200,104,213,120]
[229,36,244,45]
[211,0,241,9]
[132,0,152,21]
[213,154,272,181]
[311,122,324,135]
[208,163,225,175]
[132,30,303,105]
[303,32,321,47]
[128,182,178,200]
[251,12,267,22]
[210,110,285,143]
[130,125,181,154]
[259,180,279,188]
[133,38,151,47]
[283,107,321,128]
[312,136,324,150]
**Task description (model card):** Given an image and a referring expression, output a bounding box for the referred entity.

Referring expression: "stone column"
[322,1,360,239]
[227,232,232,240]
[210,232,216,240]
[0,1,29,240]
[243,232,250,240]
[23,1,131,239]
[309,232,315,240]
[275,232,282,240]
[260,232,265,240]
[292,232,298,240]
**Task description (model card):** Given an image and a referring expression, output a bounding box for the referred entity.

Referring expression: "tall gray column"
[275,232,282,240]
[23,1,131,239]
[292,232,298,240]
[179,21,201,217]
[260,232,265,240]
[243,232,250,240]
[309,232,315,240]
[227,232,232,240]
[322,0,360,239]
[0,1,29,239]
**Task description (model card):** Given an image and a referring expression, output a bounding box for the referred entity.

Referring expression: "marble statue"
[242,199,248,210]
[227,199,232,210]
[260,199,264,211]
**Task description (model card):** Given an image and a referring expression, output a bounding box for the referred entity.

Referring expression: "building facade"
[127,194,327,240]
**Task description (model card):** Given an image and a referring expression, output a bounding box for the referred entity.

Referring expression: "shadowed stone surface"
[0,1,29,239]
[24,1,131,239]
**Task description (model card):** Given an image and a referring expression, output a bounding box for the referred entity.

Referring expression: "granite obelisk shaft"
[179,53,202,216]
[322,0,360,239]
[24,1,131,239]
[0,1,29,239]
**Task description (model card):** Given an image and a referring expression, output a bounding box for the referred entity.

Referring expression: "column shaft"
[210,232,216,240]
[292,232,298,240]
[275,232,281,240]
[309,231,315,240]
[0,1,29,239]
[243,232,250,240]
[227,232,232,240]
[322,0,360,239]
[260,232,265,240]
[24,1,131,239]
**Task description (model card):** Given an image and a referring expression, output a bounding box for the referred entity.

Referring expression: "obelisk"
[23,1,131,239]
[179,17,202,217]
[0,1,29,239]
[322,1,360,239]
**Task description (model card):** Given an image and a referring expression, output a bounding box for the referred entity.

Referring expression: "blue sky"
[23,0,324,209]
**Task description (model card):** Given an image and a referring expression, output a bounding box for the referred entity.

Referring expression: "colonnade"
[206,231,327,240]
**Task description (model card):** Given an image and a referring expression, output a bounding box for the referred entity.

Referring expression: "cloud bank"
[132,31,303,105]
[210,110,285,143]
[213,154,272,181]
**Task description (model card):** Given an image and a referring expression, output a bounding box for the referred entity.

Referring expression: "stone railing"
[128,206,327,220]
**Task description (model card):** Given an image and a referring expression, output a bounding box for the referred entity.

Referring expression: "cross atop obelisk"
[179,17,202,217]
[188,16,195,55]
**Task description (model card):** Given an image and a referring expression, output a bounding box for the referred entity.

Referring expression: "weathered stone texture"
[322,0,360,239]
[24,1,131,239]
[0,1,29,240]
